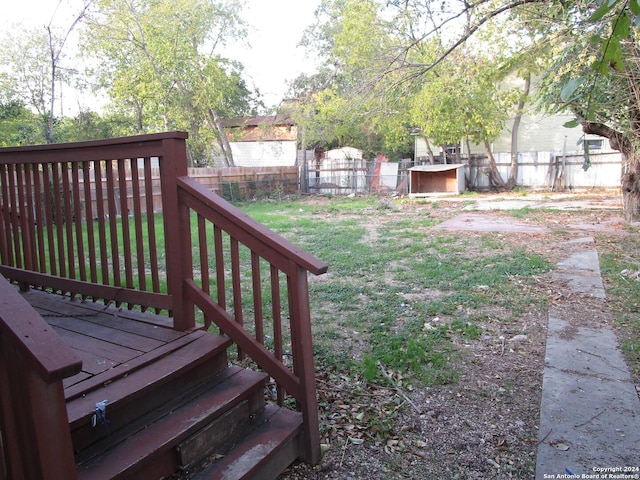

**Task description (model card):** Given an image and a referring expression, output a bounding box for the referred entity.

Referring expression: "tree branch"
[581,119,632,154]
[401,0,549,77]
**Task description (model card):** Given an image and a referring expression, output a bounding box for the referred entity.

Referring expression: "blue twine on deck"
[92,400,110,435]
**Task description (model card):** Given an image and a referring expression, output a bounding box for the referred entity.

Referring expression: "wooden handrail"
[184,279,302,397]
[0,274,81,479]
[176,175,327,465]
[0,132,187,314]
[0,131,188,163]
[0,275,82,382]
[177,176,328,275]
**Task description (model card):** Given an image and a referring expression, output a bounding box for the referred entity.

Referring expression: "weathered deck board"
[42,314,166,352]
[24,291,179,341]
[17,289,201,399]
[50,327,143,363]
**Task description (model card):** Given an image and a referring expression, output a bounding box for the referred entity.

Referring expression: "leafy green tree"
[295,0,523,171]
[0,99,46,146]
[0,28,58,143]
[56,110,136,142]
[83,0,255,166]
[409,48,518,187]
[291,0,415,160]
[0,2,91,143]
[534,0,640,220]
[382,0,640,219]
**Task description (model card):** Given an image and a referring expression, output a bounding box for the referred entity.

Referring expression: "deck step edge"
[67,332,231,425]
[75,367,269,480]
[193,404,303,480]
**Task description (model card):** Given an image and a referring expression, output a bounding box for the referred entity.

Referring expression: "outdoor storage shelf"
[409,164,465,195]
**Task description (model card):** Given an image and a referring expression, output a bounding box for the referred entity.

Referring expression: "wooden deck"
[19,289,206,394]
[0,133,327,478]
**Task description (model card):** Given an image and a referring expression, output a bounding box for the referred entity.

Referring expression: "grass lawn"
[236,193,640,479]
[240,195,553,387]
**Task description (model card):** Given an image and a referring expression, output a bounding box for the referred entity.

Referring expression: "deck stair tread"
[75,366,269,480]
[194,404,302,480]
[13,289,307,480]
[69,332,234,454]
[64,330,225,401]
[67,331,231,422]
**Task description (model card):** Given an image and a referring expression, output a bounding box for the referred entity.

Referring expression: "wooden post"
[159,135,195,330]
[287,266,321,465]
[0,275,81,479]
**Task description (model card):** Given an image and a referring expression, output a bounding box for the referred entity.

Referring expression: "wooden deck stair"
[70,332,303,480]
[22,290,303,480]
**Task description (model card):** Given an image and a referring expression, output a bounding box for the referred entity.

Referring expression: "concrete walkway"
[535,239,640,478]
[433,196,640,477]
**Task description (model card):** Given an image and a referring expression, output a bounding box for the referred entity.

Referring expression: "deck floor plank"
[40,313,166,352]
[16,288,220,403]
[72,349,119,376]
[50,325,143,363]
[23,291,183,342]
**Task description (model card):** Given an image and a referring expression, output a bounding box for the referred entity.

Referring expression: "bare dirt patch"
[279,191,629,480]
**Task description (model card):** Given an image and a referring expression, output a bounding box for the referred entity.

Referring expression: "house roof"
[223,114,297,142]
[222,115,295,128]
[409,164,465,172]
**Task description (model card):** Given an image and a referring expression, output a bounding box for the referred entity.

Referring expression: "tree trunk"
[440,145,449,164]
[207,108,235,167]
[425,137,435,164]
[581,119,640,221]
[621,152,640,221]
[507,73,531,189]
[484,140,506,189]
[47,27,57,144]
[465,136,472,164]
[299,125,308,193]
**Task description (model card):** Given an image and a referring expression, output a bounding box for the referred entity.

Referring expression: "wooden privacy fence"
[187,166,298,202]
[16,164,299,222]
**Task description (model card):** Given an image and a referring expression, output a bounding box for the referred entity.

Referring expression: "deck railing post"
[288,266,321,465]
[159,136,195,330]
[0,275,81,480]
[0,343,78,479]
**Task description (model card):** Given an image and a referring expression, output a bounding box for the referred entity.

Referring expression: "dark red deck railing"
[0,131,327,466]
[0,274,82,479]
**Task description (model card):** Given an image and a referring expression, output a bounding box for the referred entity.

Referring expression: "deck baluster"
[82,161,98,284]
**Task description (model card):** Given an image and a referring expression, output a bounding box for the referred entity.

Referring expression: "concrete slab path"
[430,201,640,478]
[535,240,640,479]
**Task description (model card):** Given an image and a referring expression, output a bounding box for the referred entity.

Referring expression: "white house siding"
[414,117,599,159]
[489,112,582,153]
[414,137,431,159]
[230,141,297,167]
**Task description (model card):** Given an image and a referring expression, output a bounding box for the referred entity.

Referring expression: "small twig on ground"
[574,409,605,428]
[377,362,422,414]
[339,438,349,468]
[538,428,552,445]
